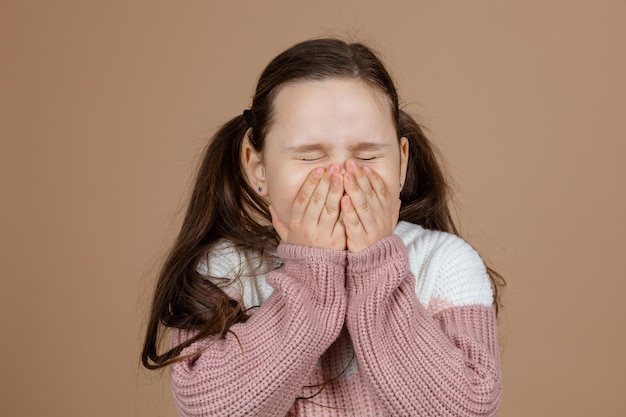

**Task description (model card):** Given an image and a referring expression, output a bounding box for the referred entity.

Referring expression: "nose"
[325,162,342,176]
[331,155,350,175]
[327,151,352,174]
[326,160,347,175]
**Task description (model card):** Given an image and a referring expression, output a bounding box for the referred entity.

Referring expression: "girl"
[142,38,504,416]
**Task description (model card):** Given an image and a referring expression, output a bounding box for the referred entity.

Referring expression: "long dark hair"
[141,38,505,370]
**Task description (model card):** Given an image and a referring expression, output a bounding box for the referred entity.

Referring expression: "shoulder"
[196,240,245,279]
[394,221,479,264]
[196,240,275,307]
[394,221,494,313]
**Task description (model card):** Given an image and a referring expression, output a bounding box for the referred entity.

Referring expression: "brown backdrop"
[2,1,625,416]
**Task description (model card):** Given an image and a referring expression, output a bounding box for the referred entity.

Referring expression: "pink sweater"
[171,224,501,416]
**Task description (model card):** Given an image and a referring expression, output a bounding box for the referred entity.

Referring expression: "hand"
[270,164,346,251]
[341,159,400,253]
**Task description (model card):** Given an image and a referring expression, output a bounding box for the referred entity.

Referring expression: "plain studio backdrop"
[1,1,624,416]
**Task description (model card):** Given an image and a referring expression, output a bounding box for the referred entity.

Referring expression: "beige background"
[2,1,625,416]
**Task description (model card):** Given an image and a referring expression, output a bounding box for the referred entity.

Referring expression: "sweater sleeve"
[171,244,347,417]
[345,235,501,417]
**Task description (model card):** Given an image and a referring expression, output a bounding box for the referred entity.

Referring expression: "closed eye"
[297,155,325,161]
[355,155,380,161]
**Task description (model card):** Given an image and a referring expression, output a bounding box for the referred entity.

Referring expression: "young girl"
[142,38,504,417]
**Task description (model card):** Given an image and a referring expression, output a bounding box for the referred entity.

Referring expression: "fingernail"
[348,160,357,169]
[313,168,324,177]
[332,174,341,185]
[328,164,338,174]
[363,166,372,174]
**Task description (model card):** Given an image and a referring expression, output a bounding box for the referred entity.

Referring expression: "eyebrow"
[350,142,391,152]
[285,144,326,154]
[286,142,391,153]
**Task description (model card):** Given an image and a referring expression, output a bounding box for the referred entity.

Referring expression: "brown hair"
[141,38,505,370]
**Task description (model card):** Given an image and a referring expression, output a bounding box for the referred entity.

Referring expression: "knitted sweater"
[171,221,501,416]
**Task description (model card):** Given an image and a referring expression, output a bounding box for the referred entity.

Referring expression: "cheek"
[266,168,310,221]
[367,163,401,194]
[383,178,400,196]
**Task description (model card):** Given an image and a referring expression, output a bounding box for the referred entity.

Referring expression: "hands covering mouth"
[270,159,400,253]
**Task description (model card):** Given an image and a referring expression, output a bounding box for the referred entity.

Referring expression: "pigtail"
[179,114,272,246]
[142,114,275,370]
[398,109,456,233]
[398,109,505,314]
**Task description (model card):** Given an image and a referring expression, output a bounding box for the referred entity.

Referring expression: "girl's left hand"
[341,159,401,253]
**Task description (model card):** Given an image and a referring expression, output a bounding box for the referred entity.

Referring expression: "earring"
[399,183,403,189]
[257,186,263,193]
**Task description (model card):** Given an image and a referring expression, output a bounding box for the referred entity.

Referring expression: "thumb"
[392,198,401,228]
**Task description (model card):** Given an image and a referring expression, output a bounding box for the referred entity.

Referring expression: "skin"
[243,78,409,253]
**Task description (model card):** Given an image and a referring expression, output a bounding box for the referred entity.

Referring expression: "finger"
[292,167,325,223]
[320,166,343,226]
[341,195,367,252]
[362,165,390,208]
[302,165,334,225]
[345,160,383,216]
[341,195,361,229]
[363,165,399,232]
[347,159,378,205]
[269,205,289,242]
[344,170,376,228]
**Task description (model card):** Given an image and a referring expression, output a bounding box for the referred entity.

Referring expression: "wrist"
[278,243,347,266]
[346,235,409,294]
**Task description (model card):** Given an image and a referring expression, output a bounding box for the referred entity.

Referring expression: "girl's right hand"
[270,164,346,251]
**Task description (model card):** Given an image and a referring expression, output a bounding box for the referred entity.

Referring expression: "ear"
[242,136,268,196]
[399,136,409,187]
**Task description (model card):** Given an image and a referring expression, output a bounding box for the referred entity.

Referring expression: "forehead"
[266,78,397,147]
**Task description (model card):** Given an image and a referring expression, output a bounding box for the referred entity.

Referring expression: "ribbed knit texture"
[171,222,502,416]
[345,235,500,416]
[172,245,347,417]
